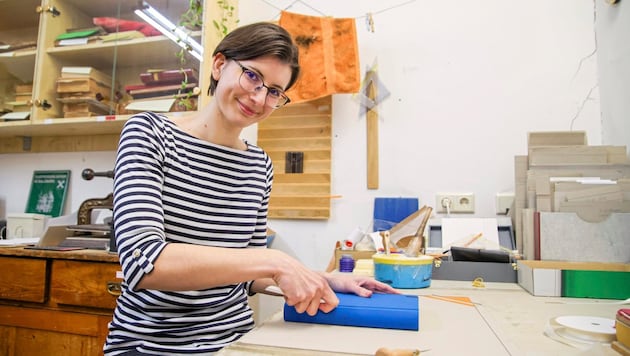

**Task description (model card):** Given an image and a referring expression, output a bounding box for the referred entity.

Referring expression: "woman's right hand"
[270,250,339,316]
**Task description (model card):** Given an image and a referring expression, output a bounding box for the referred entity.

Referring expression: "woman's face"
[212,54,292,129]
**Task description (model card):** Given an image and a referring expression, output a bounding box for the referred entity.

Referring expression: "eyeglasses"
[233,60,291,109]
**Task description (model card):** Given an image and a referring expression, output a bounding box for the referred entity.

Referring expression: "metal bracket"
[36,5,61,17]
[22,136,32,152]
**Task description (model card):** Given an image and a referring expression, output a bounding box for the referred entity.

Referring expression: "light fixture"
[134,1,203,61]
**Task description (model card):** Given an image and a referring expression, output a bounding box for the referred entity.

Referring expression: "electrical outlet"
[496,192,515,215]
[435,193,475,213]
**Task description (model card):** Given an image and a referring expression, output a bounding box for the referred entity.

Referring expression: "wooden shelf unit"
[0,0,216,153]
[257,96,333,220]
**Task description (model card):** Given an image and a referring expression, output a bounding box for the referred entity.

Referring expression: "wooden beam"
[366,79,379,189]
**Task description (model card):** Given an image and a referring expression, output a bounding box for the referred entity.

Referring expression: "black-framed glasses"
[233,60,291,109]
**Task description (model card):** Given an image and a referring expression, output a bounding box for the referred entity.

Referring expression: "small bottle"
[339,254,355,273]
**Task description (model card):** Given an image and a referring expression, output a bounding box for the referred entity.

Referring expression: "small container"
[373,253,434,289]
[6,213,48,239]
[339,254,355,273]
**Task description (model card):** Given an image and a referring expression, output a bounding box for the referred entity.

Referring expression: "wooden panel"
[269,196,332,207]
[258,96,333,220]
[50,260,121,309]
[0,257,46,303]
[258,125,331,139]
[273,173,331,184]
[0,305,109,335]
[0,306,111,356]
[13,328,94,356]
[273,160,330,173]
[267,150,330,162]
[272,183,330,195]
[268,208,331,220]
[0,134,120,153]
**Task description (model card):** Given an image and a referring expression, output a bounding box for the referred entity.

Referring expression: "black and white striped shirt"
[104,112,272,355]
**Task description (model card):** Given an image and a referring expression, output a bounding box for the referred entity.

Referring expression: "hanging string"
[258,0,417,26]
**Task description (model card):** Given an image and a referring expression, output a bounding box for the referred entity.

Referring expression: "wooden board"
[527,131,587,148]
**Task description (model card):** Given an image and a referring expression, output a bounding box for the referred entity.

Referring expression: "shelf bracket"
[22,136,32,152]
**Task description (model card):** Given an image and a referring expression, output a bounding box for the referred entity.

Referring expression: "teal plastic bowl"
[373,254,434,289]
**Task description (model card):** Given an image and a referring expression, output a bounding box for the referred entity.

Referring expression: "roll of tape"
[544,315,616,349]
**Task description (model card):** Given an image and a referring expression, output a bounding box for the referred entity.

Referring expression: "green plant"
[175,0,204,110]
[213,0,237,38]
[174,0,237,110]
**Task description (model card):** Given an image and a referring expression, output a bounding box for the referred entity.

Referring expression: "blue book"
[283,293,419,331]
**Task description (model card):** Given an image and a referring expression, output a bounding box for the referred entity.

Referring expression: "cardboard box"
[517,260,630,299]
[6,213,48,239]
[537,212,630,263]
[428,217,518,283]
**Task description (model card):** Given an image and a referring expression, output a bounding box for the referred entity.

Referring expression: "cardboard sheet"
[235,296,509,355]
[441,218,500,250]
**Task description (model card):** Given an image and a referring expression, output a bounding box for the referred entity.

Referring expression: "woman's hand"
[270,251,340,316]
[324,273,400,297]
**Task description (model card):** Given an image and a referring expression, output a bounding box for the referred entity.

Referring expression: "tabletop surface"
[219,280,624,356]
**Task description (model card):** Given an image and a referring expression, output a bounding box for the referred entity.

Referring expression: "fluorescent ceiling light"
[135,1,203,61]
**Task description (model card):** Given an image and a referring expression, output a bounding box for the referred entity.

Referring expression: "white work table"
[219,280,622,356]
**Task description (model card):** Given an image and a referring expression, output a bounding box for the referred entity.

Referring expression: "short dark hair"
[208,22,300,96]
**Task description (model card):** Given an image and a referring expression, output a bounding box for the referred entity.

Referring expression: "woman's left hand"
[324,273,400,297]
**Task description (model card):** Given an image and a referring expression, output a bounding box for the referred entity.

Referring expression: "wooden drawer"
[0,257,47,303]
[50,260,121,309]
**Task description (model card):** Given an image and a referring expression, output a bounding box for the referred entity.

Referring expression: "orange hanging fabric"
[279,11,360,104]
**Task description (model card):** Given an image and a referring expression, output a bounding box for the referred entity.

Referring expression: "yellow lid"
[372,253,433,265]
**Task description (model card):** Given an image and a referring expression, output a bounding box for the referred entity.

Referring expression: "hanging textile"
[279,11,360,104]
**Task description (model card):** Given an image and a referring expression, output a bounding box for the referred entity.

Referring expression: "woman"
[104,22,397,355]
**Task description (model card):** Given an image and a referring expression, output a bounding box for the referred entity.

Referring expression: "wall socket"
[435,193,475,213]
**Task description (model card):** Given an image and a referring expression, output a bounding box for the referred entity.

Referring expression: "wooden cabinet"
[0,0,234,154]
[0,248,121,356]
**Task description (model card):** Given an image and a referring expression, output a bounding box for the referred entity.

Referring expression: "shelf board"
[46,33,201,68]
[0,116,127,137]
[0,50,36,82]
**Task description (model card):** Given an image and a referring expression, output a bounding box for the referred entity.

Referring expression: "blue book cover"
[283,292,419,331]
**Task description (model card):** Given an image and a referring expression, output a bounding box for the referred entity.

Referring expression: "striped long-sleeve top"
[104,112,272,355]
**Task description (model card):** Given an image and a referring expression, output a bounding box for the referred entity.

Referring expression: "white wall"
[596,0,630,152]
[1,0,627,272]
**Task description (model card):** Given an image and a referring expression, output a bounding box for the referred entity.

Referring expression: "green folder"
[55,29,101,41]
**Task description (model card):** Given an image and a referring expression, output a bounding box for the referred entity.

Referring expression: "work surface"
[219,280,623,356]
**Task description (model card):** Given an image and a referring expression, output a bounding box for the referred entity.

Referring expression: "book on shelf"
[55,36,101,47]
[62,100,114,115]
[125,82,198,100]
[125,95,198,113]
[61,66,114,87]
[140,68,198,86]
[100,30,145,42]
[125,98,178,113]
[0,112,30,121]
[56,77,112,95]
[15,83,33,94]
[0,41,38,53]
[55,27,105,41]
[15,94,32,102]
